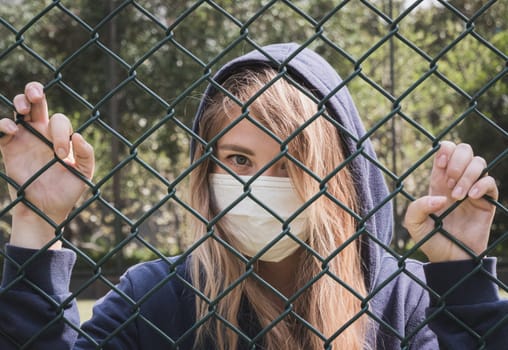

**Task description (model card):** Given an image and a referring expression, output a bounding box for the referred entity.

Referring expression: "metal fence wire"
[0,0,507,349]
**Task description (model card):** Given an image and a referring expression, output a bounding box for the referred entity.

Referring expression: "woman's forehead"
[216,118,279,151]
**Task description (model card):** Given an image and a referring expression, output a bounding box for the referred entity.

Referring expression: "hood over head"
[191,43,393,290]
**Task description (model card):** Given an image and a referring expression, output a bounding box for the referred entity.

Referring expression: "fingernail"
[28,86,41,99]
[447,178,456,189]
[452,186,464,199]
[429,196,446,208]
[437,154,447,168]
[469,187,479,198]
[6,123,17,133]
[56,147,67,159]
[20,100,30,110]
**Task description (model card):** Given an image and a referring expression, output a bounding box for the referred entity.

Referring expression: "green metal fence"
[0,0,507,349]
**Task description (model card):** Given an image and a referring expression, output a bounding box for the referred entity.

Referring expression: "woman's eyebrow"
[217,144,255,156]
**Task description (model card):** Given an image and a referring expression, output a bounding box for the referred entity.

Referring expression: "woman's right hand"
[0,82,95,249]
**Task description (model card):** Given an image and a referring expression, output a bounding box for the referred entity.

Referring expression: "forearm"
[10,210,62,250]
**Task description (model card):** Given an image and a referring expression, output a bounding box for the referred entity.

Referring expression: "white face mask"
[209,173,309,262]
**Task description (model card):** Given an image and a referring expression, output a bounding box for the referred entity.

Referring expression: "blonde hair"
[188,67,368,349]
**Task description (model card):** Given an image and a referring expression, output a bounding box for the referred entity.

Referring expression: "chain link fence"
[0,0,507,349]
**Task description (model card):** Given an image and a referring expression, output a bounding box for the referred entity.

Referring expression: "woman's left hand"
[404,141,498,262]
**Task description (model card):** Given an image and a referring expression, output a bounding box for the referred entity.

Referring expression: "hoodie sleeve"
[74,270,139,349]
[0,245,140,350]
[0,244,80,349]
[424,258,508,349]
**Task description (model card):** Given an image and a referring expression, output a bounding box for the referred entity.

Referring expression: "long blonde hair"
[188,67,368,349]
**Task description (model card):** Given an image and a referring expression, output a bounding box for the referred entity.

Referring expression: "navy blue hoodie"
[1,43,507,349]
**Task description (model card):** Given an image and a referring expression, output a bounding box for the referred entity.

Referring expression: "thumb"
[70,133,95,180]
[404,196,448,237]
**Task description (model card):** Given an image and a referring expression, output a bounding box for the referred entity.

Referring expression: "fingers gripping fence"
[0,0,507,349]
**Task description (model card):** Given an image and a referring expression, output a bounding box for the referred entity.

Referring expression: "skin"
[0,82,94,249]
[404,141,498,262]
[0,83,499,268]
[214,111,288,178]
[213,111,295,296]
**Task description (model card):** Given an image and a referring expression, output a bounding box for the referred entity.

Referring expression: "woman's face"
[212,107,288,177]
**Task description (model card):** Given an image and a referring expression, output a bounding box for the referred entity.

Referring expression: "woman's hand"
[0,82,95,249]
[404,141,498,262]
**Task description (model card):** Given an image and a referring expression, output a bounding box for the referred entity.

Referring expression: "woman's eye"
[232,155,248,166]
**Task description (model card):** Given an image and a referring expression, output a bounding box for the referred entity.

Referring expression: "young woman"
[0,43,506,349]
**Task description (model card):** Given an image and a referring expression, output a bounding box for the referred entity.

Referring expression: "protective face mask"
[209,173,309,262]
